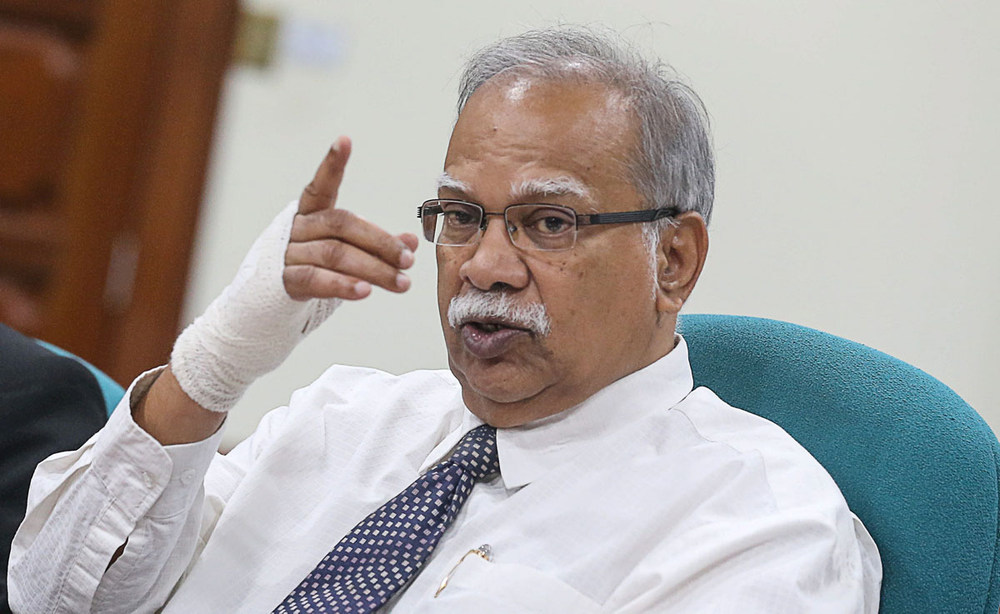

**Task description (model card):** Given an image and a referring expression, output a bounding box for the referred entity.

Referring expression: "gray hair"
[457,27,715,250]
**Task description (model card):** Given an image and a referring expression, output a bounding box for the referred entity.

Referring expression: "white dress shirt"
[8,337,881,613]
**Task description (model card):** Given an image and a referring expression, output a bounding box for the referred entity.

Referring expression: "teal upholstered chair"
[33,340,125,416]
[679,314,1000,614]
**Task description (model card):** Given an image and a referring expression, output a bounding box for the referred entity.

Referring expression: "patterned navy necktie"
[272,424,499,613]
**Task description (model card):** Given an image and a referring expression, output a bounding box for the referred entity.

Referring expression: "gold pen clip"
[434,543,492,598]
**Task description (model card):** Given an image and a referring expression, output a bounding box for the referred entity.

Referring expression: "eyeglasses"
[417,199,679,252]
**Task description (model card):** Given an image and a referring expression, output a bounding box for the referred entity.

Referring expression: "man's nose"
[458,215,530,291]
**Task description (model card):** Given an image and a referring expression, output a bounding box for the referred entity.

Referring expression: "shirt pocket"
[419,553,603,613]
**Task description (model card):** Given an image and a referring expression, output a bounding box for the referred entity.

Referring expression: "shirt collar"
[419,335,694,489]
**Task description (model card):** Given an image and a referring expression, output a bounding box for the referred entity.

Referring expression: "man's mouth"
[467,321,519,334]
[459,319,531,359]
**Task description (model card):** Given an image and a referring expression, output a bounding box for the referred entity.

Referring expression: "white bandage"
[171,202,340,412]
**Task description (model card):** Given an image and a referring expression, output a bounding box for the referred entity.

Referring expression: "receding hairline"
[454,50,654,206]
[456,27,651,113]
[453,26,715,224]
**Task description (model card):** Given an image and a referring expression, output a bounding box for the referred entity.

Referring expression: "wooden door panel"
[0,24,80,205]
[0,0,238,383]
[0,23,80,335]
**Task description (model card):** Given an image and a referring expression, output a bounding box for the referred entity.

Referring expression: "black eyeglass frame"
[417,199,680,248]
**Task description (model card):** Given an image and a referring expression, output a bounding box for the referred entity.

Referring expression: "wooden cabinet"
[0,0,238,383]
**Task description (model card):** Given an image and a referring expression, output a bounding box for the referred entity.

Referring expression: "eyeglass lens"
[424,201,579,251]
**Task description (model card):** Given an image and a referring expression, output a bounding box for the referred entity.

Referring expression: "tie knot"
[448,424,499,481]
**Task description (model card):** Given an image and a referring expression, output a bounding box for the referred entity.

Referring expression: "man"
[0,324,109,614]
[9,28,880,612]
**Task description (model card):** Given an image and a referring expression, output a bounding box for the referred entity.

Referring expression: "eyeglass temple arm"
[577,207,680,226]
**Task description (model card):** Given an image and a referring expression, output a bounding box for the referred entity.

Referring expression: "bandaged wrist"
[171,202,340,412]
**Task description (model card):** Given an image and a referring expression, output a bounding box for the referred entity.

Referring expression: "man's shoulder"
[0,324,106,423]
[0,324,82,378]
[665,385,846,513]
[671,386,815,454]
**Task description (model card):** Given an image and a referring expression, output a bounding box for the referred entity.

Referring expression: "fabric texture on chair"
[679,314,1000,614]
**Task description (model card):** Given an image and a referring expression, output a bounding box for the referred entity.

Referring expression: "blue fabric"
[33,341,124,417]
[679,314,1000,614]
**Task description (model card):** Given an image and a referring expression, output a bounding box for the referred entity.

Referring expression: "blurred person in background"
[0,323,107,614]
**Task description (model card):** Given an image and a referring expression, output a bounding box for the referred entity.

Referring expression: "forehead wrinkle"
[510,176,593,204]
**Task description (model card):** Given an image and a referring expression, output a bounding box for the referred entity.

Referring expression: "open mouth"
[459,320,531,359]
[466,321,525,334]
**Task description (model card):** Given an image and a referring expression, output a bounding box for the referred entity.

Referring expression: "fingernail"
[399,248,414,268]
[354,281,371,296]
[396,273,410,290]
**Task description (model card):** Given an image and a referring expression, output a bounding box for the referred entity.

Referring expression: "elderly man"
[9,28,880,613]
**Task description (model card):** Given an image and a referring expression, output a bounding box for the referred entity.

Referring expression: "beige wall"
[186,0,1000,449]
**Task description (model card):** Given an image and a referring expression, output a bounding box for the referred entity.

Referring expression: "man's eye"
[442,210,477,226]
[541,217,570,233]
[524,210,574,235]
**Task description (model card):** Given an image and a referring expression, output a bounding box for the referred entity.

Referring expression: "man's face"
[437,77,673,427]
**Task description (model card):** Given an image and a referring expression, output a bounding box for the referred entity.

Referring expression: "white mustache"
[448,290,551,336]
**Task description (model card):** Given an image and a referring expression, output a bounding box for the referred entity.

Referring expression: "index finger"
[299,136,352,215]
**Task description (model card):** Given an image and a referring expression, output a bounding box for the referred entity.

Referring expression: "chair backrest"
[679,314,1000,614]
[33,340,124,417]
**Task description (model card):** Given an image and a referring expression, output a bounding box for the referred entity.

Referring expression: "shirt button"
[180,469,196,485]
[141,471,154,489]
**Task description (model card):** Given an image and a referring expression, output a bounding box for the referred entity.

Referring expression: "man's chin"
[444,332,559,417]
[450,365,555,427]
[460,391,545,428]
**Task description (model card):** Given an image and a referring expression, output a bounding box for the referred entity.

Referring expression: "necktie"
[272,424,499,613]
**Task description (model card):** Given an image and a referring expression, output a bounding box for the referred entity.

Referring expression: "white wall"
[186,0,1000,450]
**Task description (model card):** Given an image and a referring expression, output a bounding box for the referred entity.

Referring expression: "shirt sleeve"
[7,368,228,614]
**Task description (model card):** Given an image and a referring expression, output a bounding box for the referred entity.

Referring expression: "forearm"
[132,140,412,446]
[133,366,225,446]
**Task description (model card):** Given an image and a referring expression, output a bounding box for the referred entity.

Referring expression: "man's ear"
[655,211,709,315]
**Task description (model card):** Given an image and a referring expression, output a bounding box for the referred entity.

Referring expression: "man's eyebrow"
[436,172,471,195]
[510,177,593,203]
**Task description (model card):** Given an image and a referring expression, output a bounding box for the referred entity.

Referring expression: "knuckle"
[289,213,308,240]
[282,266,312,296]
[303,180,335,201]
[319,241,347,267]
[302,181,320,197]
[322,208,352,233]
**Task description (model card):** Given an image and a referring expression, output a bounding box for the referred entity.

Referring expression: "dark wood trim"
[108,0,239,382]
[42,0,163,363]
[30,0,238,383]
